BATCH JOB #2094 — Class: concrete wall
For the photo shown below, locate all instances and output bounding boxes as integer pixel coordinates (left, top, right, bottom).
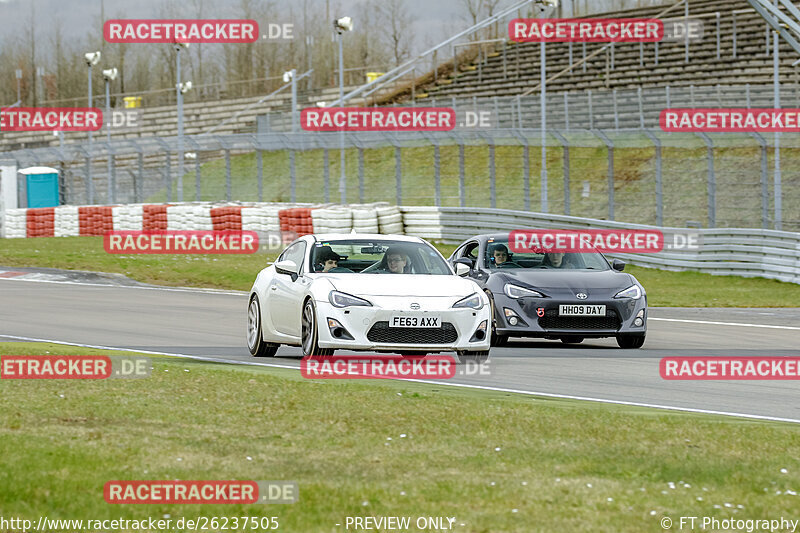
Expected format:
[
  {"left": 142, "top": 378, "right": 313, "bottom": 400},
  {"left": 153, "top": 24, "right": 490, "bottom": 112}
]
[{"left": 559, "top": 0, "right": 672, "bottom": 17}]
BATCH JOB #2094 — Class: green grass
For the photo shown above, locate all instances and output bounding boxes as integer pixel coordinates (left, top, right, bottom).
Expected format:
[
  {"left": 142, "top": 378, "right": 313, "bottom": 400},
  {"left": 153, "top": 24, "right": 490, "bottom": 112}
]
[
  {"left": 2, "top": 236, "right": 800, "bottom": 306},
  {"left": 149, "top": 142, "right": 800, "bottom": 230},
  {"left": 2, "top": 342, "right": 799, "bottom": 532},
  {"left": 623, "top": 265, "right": 800, "bottom": 307}
]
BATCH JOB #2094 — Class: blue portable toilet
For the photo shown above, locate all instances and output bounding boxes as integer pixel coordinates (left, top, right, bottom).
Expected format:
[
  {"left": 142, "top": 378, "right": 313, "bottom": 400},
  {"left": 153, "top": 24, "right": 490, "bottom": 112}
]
[{"left": 18, "top": 166, "right": 60, "bottom": 208}]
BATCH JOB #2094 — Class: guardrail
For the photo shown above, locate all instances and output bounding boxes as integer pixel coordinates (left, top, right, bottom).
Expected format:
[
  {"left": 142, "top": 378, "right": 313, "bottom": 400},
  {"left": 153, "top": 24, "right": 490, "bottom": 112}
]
[
  {"left": 4, "top": 201, "right": 798, "bottom": 284},
  {"left": 400, "top": 206, "right": 800, "bottom": 284}
]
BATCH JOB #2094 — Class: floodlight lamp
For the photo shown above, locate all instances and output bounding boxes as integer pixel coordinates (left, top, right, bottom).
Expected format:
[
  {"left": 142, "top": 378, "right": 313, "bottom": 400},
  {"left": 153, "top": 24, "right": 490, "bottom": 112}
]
[
  {"left": 542, "top": 0, "right": 559, "bottom": 6},
  {"left": 174, "top": 42, "right": 190, "bottom": 50},
  {"left": 316, "top": 101, "right": 327, "bottom": 107},
  {"left": 334, "top": 16, "right": 353, "bottom": 33},
  {"left": 180, "top": 81, "right": 193, "bottom": 94},
  {"left": 84, "top": 51, "right": 101, "bottom": 66},
  {"left": 102, "top": 68, "right": 118, "bottom": 81},
  {"left": 283, "top": 70, "right": 294, "bottom": 83}
]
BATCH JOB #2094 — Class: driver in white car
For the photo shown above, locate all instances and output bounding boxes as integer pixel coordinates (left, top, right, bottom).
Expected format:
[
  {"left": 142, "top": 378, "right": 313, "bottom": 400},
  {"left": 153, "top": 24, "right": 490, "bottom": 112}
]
[{"left": 315, "top": 246, "right": 341, "bottom": 272}]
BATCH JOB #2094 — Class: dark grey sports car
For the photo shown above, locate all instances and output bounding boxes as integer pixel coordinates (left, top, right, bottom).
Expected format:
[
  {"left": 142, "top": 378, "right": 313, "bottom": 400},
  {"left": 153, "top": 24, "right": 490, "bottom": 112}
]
[{"left": 448, "top": 233, "right": 647, "bottom": 349}]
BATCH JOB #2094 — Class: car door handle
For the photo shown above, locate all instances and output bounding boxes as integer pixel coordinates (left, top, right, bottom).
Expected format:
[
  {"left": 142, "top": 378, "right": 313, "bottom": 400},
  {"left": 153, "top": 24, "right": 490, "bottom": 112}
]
[{"left": 270, "top": 285, "right": 277, "bottom": 291}]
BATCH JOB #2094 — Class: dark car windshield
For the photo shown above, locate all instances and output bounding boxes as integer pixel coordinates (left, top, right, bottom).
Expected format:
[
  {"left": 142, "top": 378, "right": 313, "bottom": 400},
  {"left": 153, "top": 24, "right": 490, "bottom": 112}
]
[
  {"left": 485, "top": 239, "right": 611, "bottom": 271},
  {"left": 310, "top": 239, "right": 451, "bottom": 275}
]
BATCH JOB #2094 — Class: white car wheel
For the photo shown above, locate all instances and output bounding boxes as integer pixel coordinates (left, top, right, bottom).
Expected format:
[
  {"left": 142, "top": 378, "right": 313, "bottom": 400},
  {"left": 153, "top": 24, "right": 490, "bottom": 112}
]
[
  {"left": 247, "top": 295, "right": 279, "bottom": 357},
  {"left": 301, "top": 299, "right": 334, "bottom": 357}
]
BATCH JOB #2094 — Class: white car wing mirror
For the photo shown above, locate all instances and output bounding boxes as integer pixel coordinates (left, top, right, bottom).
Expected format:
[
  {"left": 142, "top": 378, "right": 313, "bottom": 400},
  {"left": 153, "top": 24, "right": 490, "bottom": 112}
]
[{"left": 275, "top": 259, "right": 299, "bottom": 281}]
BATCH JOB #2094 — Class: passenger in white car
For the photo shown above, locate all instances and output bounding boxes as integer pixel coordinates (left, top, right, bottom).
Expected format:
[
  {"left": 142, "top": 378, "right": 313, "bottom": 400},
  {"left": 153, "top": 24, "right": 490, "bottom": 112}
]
[{"left": 377, "top": 246, "right": 412, "bottom": 273}]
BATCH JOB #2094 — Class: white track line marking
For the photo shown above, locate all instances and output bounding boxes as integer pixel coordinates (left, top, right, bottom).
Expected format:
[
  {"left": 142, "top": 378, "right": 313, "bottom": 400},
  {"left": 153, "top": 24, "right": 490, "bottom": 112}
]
[
  {"left": 0, "top": 334, "right": 297, "bottom": 370},
  {"left": 2, "top": 334, "right": 798, "bottom": 425},
  {"left": 650, "top": 317, "right": 800, "bottom": 331},
  {"left": 0, "top": 277, "right": 245, "bottom": 295}
]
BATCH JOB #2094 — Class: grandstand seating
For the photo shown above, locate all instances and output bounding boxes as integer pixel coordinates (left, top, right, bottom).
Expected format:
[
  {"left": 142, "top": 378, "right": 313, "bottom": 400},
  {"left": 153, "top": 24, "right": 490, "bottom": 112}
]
[
  {"left": 412, "top": 0, "right": 799, "bottom": 101},
  {"left": 0, "top": 85, "right": 363, "bottom": 154}
]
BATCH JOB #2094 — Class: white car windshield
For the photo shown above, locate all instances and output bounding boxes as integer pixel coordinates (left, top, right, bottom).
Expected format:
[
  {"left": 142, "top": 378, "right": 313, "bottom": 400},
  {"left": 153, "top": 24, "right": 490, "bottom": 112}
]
[
  {"left": 486, "top": 239, "right": 611, "bottom": 271},
  {"left": 311, "top": 240, "right": 451, "bottom": 275}
]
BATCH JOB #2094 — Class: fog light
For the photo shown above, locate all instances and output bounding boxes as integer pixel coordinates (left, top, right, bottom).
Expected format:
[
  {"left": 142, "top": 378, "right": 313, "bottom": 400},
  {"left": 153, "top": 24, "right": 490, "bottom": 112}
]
[
  {"left": 327, "top": 318, "right": 354, "bottom": 340},
  {"left": 634, "top": 317, "right": 643, "bottom": 327},
  {"left": 503, "top": 308, "right": 526, "bottom": 327},
  {"left": 469, "top": 320, "right": 488, "bottom": 343}
]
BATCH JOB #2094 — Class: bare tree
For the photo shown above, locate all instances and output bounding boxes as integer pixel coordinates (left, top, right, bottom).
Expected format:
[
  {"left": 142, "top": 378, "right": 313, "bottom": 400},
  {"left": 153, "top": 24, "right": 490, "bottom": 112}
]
[
  {"left": 189, "top": 0, "right": 206, "bottom": 90},
  {"left": 28, "top": 1, "right": 37, "bottom": 105},
  {"left": 483, "top": 0, "right": 502, "bottom": 39},
  {"left": 377, "top": 0, "right": 415, "bottom": 67},
  {"left": 461, "top": 0, "right": 483, "bottom": 24}
]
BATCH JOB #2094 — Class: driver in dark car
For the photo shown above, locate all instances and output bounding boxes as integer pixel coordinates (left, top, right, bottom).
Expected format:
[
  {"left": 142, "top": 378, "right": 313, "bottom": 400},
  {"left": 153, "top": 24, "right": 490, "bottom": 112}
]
[
  {"left": 489, "top": 243, "right": 520, "bottom": 268},
  {"left": 542, "top": 251, "right": 578, "bottom": 269}
]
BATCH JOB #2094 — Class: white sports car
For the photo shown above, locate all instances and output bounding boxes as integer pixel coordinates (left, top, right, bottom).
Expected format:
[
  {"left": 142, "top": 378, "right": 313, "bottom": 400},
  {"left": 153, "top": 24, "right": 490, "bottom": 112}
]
[{"left": 247, "top": 234, "right": 491, "bottom": 358}]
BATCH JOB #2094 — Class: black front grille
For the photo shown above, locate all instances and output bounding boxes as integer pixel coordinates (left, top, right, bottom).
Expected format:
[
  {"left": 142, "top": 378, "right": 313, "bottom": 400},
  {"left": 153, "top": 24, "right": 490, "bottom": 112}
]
[
  {"left": 538, "top": 309, "right": 621, "bottom": 330},
  {"left": 367, "top": 321, "right": 458, "bottom": 344}
]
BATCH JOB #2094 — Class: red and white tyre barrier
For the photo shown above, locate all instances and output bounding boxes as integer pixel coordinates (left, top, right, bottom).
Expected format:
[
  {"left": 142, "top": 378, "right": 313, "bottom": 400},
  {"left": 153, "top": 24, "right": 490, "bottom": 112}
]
[{"left": 2, "top": 202, "right": 403, "bottom": 239}]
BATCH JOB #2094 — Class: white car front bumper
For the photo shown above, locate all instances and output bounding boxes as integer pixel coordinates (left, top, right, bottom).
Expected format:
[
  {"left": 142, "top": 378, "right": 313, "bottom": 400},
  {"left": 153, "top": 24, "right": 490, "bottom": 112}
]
[{"left": 314, "top": 295, "right": 491, "bottom": 352}]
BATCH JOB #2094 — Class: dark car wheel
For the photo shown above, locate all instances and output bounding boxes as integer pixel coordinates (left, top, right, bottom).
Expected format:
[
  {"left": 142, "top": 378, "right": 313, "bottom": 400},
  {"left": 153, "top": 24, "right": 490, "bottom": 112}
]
[
  {"left": 301, "top": 299, "right": 334, "bottom": 357},
  {"left": 617, "top": 334, "right": 646, "bottom": 349},
  {"left": 484, "top": 290, "right": 508, "bottom": 347},
  {"left": 560, "top": 336, "right": 584, "bottom": 344},
  {"left": 247, "top": 295, "right": 279, "bottom": 357}
]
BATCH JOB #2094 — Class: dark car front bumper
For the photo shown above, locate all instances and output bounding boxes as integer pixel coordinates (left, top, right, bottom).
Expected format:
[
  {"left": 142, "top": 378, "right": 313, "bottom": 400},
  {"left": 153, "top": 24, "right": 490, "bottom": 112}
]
[{"left": 493, "top": 293, "right": 647, "bottom": 339}]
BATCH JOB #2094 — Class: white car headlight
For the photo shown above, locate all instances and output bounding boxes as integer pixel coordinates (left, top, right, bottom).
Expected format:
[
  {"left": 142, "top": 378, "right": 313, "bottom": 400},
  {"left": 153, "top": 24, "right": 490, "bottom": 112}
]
[
  {"left": 452, "top": 292, "right": 483, "bottom": 310},
  {"left": 614, "top": 285, "right": 642, "bottom": 300},
  {"left": 504, "top": 284, "right": 544, "bottom": 299},
  {"left": 329, "top": 290, "right": 372, "bottom": 308}
]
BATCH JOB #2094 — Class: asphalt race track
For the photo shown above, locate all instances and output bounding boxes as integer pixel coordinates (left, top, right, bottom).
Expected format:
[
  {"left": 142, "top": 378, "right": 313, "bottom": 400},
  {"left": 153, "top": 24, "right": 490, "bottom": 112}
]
[{"left": 2, "top": 274, "right": 799, "bottom": 423}]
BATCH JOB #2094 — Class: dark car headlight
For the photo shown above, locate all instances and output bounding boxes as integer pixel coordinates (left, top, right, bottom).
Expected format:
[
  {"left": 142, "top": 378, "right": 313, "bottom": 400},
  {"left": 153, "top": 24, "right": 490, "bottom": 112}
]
[
  {"left": 504, "top": 283, "right": 544, "bottom": 299},
  {"left": 614, "top": 285, "right": 642, "bottom": 300},
  {"left": 329, "top": 290, "right": 372, "bottom": 308},
  {"left": 452, "top": 292, "right": 483, "bottom": 310}
]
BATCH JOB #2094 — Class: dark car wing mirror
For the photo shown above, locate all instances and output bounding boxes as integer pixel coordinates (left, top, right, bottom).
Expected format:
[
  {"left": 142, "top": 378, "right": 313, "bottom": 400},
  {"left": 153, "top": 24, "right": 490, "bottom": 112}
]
[{"left": 612, "top": 259, "right": 626, "bottom": 272}]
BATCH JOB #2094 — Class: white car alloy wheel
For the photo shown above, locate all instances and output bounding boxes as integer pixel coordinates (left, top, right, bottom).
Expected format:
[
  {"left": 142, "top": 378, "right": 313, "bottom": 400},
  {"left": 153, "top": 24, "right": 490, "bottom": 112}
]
[
  {"left": 247, "top": 295, "right": 279, "bottom": 357},
  {"left": 301, "top": 299, "right": 333, "bottom": 357}
]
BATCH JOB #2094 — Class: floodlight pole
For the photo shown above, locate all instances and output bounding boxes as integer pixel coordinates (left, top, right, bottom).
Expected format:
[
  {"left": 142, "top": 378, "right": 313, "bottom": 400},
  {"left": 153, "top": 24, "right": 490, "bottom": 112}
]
[
  {"left": 176, "top": 46, "right": 185, "bottom": 202},
  {"left": 773, "top": 0, "right": 782, "bottom": 230},
  {"left": 540, "top": 9, "right": 548, "bottom": 213},
  {"left": 105, "top": 75, "right": 114, "bottom": 202},
  {"left": 88, "top": 63, "right": 94, "bottom": 204},
  {"left": 291, "top": 69, "right": 298, "bottom": 132},
  {"left": 338, "top": 30, "right": 346, "bottom": 204},
  {"left": 15, "top": 69, "right": 22, "bottom": 104}
]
